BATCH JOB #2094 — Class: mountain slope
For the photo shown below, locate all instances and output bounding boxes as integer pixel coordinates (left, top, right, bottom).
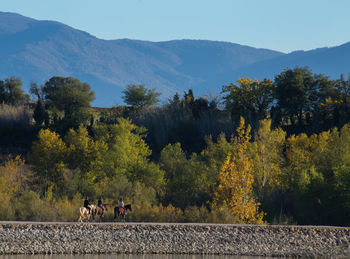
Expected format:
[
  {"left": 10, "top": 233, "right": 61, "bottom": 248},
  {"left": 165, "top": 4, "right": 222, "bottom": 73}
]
[
  {"left": 228, "top": 42, "right": 350, "bottom": 81},
  {"left": 0, "top": 12, "right": 283, "bottom": 106},
  {"left": 1, "top": 12, "right": 349, "bottom": 107}
]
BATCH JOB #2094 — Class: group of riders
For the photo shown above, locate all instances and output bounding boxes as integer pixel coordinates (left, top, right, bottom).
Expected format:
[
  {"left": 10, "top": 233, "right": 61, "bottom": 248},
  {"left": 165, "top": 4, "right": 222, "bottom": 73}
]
[{"left": 83, "top": 196, "right": 125, "bottom": 216}]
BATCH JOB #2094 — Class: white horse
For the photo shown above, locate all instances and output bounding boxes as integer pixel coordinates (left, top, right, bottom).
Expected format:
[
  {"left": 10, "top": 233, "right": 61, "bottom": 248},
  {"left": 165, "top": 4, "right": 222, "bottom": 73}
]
[{"left": 78, "top": 207, "right": 91, "bottom": 222}]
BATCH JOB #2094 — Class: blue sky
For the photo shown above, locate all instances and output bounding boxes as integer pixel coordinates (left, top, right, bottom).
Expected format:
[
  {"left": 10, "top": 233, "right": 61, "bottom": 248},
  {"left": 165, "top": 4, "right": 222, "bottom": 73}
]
[{"left": 2, "top": 0, "right": 350, "bottom": 53}]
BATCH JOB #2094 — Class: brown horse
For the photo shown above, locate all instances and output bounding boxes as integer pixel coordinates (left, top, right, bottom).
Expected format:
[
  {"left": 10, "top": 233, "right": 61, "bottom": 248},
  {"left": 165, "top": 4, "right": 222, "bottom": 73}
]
[
  {"left": 114, "top": 204, "right": 132, "bottom": 221},
  {"left": 91, "top": 204, "right": 108, "bottom": 221}
]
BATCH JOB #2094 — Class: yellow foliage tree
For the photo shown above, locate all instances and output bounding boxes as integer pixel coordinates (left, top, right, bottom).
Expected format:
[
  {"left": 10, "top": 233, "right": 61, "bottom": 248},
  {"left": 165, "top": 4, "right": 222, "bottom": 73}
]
[
  {"left": 28, "top": 129, "right": 67, "bottom": 196},
  {"left": 0, "top": 156, "right": 29, "bottom": 220},
  {"left": 250, "top": 119, "right": 286, "bottom": 198},
  {"left": 65, "top": 125, "right": 108, "bottom": 183},
  {"left": 285, "top": 131, "right": 330, "bottom": 190},
  {"left": 212, "top": 118, "right": 265, "bottom": 224}
]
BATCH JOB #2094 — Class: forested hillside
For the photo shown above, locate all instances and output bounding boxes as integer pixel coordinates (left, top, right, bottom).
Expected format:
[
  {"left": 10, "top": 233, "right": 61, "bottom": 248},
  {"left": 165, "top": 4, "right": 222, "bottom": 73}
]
[{"left": 1, "top": 67, "right": 350, "bottom": 225}]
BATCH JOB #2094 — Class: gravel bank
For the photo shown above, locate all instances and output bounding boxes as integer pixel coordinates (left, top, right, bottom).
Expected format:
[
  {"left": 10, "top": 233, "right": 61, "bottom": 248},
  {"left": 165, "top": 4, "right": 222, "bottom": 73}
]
[{"left": 0, "top": 222, "right": 349, "bottom": 257}]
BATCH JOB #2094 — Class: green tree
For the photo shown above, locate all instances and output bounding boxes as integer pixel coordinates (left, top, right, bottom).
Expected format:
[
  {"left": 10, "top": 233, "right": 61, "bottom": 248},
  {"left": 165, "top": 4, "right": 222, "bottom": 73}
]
[
  {"left": 92, "top": 118, "right": 164, "bottom": 190},
  {"left": 222, "top": 78, "right": 274, "bottom": 127},
  {"left": 33, "top": 99, "right": 48, "bottom": 126},
  {"left": 29, "top": 82, "right": 43, "bottom": 100},
  {"left": 42, "top": 76, "right": 95, "bottom": 131},
  {"left": 168, "top": 92, "right": 181, "bottom": 108},
  {"left": 0, "top": 80, "right": 5, "bottom": 103},
  {"left": 333, "top": 167, "right": 350, "bottom": 226},
  {"left": 201, "top": 133, "right": 233, "bottom": 174},
  {"left": 274, "top": 67, "right": 317, "bottom": 126},
  {"left": 200, "top": 133, "right": 235, "bottom": 197},
  {"left": 0, "top": 77, "right": 28, "bottom": 105},
  {"left": 30, "top": 82, "right": 49, "bottom": 126},
  {"left": 283, "top": 131, "right": 329, "bottom": 224},
  {"left": 122, "top": 84, "right": 160, "bottom": 108},
  {"left": 318, "top": 75, "right": 350, "bottom": 129},
  {"left": 160, "top": 143, "right": 211, "bottom": 209}
]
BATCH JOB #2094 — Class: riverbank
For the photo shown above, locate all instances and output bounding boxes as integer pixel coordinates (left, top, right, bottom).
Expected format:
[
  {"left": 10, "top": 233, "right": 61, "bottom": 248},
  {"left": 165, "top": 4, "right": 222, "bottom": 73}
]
[{"left": 0, "top": 222, "right": 349, "bottom": 257}]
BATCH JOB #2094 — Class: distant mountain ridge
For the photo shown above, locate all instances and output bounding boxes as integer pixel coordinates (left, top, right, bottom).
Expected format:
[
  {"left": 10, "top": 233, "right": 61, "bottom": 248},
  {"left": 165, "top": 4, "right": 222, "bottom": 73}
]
[
  {"left": 227, "top": 42, "right": 350, "bottom": 81},
  {"left": 0, "top": 12, "right": 349, "bottom": 106}
]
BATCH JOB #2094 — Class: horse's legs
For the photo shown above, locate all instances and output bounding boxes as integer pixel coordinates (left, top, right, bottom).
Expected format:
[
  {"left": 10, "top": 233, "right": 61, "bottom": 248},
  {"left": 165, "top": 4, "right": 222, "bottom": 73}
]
[
  {"left": 114, "top": 207, "right": 118, "bottom": 220},
  {"left": 79, "top": 208, "right": 86, "bottom": 223}
]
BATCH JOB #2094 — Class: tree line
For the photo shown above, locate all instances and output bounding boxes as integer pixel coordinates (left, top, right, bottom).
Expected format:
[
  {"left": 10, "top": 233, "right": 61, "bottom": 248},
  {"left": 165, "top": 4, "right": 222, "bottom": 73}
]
[{"left": 0, "top": 67, "right": 350, "bottom": 225}]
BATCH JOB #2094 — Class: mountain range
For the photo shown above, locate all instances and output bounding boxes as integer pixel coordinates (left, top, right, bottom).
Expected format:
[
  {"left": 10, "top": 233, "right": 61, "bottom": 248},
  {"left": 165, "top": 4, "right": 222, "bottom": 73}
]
[{"left": 1, "top": 12, "right": 349, "bottom": 107}]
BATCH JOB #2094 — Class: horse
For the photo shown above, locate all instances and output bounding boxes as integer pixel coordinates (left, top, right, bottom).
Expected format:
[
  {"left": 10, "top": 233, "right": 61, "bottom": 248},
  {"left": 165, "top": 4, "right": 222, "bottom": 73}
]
[
  {"left": 114, "top": 204, "right": 132, "bottom": 221},
  {"left": 90, "top": 204, "right": 108, "bottom": 221},
  {"left": 78, "top": 207, "right": 91, "bottom": 222}
]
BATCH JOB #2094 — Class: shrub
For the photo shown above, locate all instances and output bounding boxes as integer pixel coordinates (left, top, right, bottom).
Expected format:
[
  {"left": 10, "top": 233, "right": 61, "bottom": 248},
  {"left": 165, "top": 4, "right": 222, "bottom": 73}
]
[
  {"left": 0, "top": 103, "right": 33, "bottom": 127},
  {"left": 15, "top": 190, "right": 58, "bottom": 221},
  {"left": 128, "top": 202, "right": 183, "bottom": 222}
]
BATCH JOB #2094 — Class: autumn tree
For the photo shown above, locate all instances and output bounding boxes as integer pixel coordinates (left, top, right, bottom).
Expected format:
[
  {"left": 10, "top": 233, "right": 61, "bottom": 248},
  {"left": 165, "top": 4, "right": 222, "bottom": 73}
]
[
  {"left": 211, "top": 118, "right": 265, "bottom": 224},
  {"left": 285, "top": 133, "right": 328, "bottom": 190},
  {"left": 0, "top": 156, "right": 31, "bottom": 220},
  {"left": 64, "top": 126, "right": 108, "bottom": 197},
  {"left": 250, "top": 119, "right": 286, "bottom": 198},
  {"left": 28, "top": 129, "right": 67, "bottom": 196}
]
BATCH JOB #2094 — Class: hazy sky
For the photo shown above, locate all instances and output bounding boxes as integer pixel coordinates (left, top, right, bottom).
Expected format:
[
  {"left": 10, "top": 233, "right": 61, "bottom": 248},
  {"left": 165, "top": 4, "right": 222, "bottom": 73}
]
[{"left": 2, "top": 0, "right": 350, "bottom": 53}]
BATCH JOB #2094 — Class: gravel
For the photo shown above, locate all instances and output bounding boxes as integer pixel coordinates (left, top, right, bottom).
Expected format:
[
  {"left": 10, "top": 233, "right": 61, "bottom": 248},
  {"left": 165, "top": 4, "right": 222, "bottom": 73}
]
[{"left": 0, "top": 222, "right": 349, "bottom": 258}]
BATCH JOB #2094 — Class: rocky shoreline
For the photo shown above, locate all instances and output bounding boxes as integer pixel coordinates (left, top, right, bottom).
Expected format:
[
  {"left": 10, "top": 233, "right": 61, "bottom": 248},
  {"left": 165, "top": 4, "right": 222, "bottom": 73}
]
[{"left": 0, "top": 222, "right": 349, "bottom": 257}]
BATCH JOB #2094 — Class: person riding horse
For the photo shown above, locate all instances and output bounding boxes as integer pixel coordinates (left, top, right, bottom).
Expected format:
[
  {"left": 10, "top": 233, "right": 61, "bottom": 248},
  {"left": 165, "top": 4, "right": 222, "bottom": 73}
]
[
  {"left": 84, "top": 197, "right": 91, "bottom": 215},
  {"left": 98, "top": 196, "right": 104, "bottom": 214},
  {"left": 114, "top": 198, "right": 131, "bottom": 221},
  {"left": 118, "top": 197, "right": 125, "bottom": 214}
]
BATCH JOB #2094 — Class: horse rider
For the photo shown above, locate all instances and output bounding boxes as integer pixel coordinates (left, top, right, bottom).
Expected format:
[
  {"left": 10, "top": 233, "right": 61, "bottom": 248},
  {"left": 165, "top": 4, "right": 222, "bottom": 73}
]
[
  {"left": 118, "top": 197, "right": 125, "bottom": 214},
  {"left": 98, "top": 196, "right": 104, "bottom": 213},
  {"left": 84, "top": 196, "right": 91, "bottom": 214}
]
